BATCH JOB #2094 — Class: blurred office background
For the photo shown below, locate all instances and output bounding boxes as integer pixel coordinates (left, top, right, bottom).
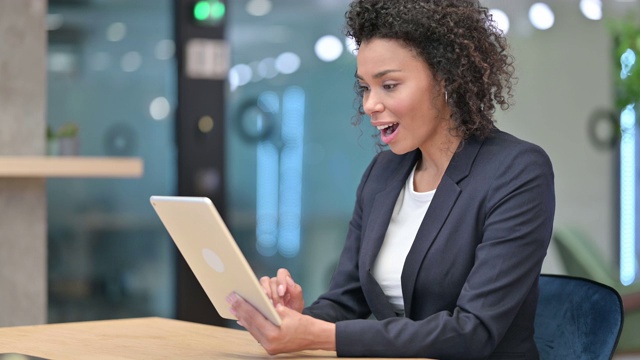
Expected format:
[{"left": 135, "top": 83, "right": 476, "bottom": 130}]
[
  {"left": 46, "top": 0, "right": 377, "bottom": 323},
  {"left": 42, "top": 0, "right": 640, "bottom": 354}
]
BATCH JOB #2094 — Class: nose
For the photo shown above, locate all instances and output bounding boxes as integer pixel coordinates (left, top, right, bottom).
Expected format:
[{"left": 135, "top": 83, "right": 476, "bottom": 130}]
[{"left": 362, "top": 91, "right": 383, "bottom": 115}]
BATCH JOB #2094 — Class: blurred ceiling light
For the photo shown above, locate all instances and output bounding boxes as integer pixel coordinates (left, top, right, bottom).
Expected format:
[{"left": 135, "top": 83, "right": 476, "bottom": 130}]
[
  {"left": 529, "top": 3, "right": 555, "bottom": 30},
  {"left": 121, "top": 51, "right": 142, "bottom": 72},
  {"left": 228, "top": 70, "right": 239, "bottom": 91},
  {"left": 47, "top": 14, "right": 64, "bottom": 31},
  {"left": 489, "top": 8, "right": 510, "bottom": 35},
  {"left": 48, "top": 52, "right": 76, "bottom": 74},
  {"left": 580, "top": 0, "right": 602, "bottom": 20},
  {"left": 315, "top": 35, "right": 343, "bottom": 62},
  {"left": 246, "top": 0, "right": 272, "bottom": 16},
  {"left": 106, "top": 22, "right": 127, "bottom": 42},
  {"left": 250, "top": 61, "right": 263, "bottom": 82},
  {"left": 155, "top": 39, "right": 175, "bottom": 60},
  {"left": 149, "top": 97, "right": 171, "bottom": 120},
  {"left": 258, "top": 57, "right": 278, "bottom": 79},
  {"left": 345, "top": 36, "right": 358, "bottom": 56},
  {"left": 229, "top": 63, "right": 252, "bottom": 91},
  {"left": 275, "top": 52, "right": 301, "bottom": 74}
]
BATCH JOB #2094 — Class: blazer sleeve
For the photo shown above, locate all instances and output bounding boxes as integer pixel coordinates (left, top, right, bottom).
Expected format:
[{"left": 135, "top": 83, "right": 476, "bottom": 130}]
[
  {"left": 332, "top": 143, "right": 555, "bottom": 358},
  {"left": 302, "top": 153, "right": 381, "bottom": 322}
]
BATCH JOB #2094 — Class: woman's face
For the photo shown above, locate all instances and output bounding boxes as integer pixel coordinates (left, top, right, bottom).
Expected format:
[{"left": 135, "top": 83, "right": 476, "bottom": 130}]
[{"left": 356, "top": 38, "right": 450, "bottom": 155}]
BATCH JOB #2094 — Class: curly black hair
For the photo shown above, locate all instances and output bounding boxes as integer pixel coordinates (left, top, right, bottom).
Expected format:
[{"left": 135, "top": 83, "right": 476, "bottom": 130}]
[{"left": 345, "top": 0, "right": 515, "bottom": 139}]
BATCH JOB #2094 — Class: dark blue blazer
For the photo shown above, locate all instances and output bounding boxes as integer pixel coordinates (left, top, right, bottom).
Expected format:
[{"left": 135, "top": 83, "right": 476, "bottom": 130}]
[{"left": 304, "top": 130, "right": 555, "bottom": 359}]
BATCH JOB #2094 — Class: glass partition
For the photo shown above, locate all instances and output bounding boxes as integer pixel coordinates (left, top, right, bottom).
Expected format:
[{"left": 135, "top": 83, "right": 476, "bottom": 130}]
[
  {"left": 47, "top": 0, "right": 176, "bottom": 322},
  {"left": 224, "top": 0, "right": 377, "bottom": 302}
]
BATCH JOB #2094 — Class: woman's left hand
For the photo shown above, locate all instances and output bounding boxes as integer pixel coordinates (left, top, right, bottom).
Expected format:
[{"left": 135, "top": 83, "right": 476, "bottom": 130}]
[{"left": 226, "top": 292, "right": 335, "bottom": 355}]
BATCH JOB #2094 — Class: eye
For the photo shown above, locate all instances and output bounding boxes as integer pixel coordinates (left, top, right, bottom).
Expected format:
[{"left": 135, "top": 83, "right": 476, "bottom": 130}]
[
  {"left": 357, "top": 83, "right": 370, "bottom": 93},
  {"left": 383, "top": 83, "right": 398, "bottom": 90}
]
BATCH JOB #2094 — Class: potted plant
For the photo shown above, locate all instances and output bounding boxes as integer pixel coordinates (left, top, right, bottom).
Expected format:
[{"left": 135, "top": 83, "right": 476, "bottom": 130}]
[
  {"left": 46, "top": 125, "right": 58, "bottom": 155},
  {"left": 58, "top": 122, "right": 79, "bottom": 156}
]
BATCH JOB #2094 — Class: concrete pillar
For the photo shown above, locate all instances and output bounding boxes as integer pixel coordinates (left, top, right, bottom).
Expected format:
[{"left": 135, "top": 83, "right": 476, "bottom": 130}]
[{"left": 0, "top": 0, "right": 47, "bottom": 326}]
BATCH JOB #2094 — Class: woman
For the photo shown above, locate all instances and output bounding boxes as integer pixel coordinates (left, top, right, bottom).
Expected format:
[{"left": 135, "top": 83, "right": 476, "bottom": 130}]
[{"left": 227, "top": 0, "right": 555, "bottom": 358}]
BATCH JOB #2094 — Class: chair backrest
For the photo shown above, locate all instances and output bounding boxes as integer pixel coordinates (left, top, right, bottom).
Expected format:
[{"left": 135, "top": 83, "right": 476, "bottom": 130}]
[
  {"left": 552, "top": 226, "right": 617, "bottom": 286},
  {"left": 534, "top": 274, "right": 623, "bottom": 360}
]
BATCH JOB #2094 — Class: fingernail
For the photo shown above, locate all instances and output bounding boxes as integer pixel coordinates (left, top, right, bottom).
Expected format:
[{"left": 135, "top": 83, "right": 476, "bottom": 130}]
[
  {"left": 226, "top": 292, "right": 238, "bottom": 304},
  {"left": 277, "top": 284, "right": 285, "bottom": 297}
]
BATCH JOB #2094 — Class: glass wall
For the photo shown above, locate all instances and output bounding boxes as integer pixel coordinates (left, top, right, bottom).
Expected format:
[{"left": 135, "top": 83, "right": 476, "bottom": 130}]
[
  {"left": 45, "top": 0, "right": 376, "bottom": 322},
  {"left": 224, "top": 0, "right": 377, "bottom": 303},
  {"left": 47, "top": 0, "right": 177, "bottom": 322}
]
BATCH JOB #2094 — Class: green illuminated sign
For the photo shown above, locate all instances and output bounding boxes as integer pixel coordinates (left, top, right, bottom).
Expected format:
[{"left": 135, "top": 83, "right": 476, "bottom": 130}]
[
  {"left": 193, "top": 1, "right": 210, "bottom": 21},
  {"left": 193, "top": 0, "right": 226, "bottom": 24}
]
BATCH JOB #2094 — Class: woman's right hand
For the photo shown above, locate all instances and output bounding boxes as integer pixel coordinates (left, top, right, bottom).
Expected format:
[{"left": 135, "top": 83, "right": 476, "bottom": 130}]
[{"left": 260, "top": 268, "right": 304, "bottom": 313}]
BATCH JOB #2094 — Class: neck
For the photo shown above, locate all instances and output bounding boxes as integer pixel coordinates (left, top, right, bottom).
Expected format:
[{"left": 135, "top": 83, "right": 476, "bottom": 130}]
[{"left": 414, "top": 128, "right": 461, "bottom": 192}]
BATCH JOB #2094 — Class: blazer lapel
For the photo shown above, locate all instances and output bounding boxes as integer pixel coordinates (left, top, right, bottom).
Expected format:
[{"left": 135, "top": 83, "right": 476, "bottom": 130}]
[
  {"left": 401, "top": 136, "right": 484, "bottom": 316},
  {"left": 360, "top": 151, "right": 419, "bottom": 272},
  {"left": 358, "top": 151, "right": 418, "bottom": 319}
]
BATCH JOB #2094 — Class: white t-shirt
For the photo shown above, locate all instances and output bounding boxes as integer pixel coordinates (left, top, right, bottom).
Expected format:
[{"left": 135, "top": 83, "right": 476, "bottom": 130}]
[{"left": 371, "top": 165, "right": 435, "bottom": 316}]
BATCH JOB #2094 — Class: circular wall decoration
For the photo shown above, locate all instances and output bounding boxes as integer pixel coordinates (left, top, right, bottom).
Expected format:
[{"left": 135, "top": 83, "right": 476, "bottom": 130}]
[
  {"left": 588, "top": 109, "right": 619, "bottom": 151},
  {"left": 234, "top": 97, "right": 278, "bottom": 143},
  {"left": 103, "top": 123, "right": 138, "bottom": 156}
]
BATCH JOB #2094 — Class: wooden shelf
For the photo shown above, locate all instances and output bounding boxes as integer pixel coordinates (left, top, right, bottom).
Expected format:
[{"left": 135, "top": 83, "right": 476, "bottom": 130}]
[{"left": 0, "top": 156, "right": 143, "bottom": 178}]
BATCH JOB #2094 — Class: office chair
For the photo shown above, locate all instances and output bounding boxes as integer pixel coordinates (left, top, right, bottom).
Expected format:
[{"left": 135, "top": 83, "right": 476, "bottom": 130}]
[
  {"left": 534, "top": 274, "right": 623, "bottom": 360},
  {"left": 552, "top": 226, "right": 640, "bottom": 353}
]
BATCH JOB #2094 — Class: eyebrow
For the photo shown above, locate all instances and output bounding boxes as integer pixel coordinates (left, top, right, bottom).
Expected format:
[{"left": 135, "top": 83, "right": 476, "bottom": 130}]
[{"left": 355, "top": 69, "right": 402, "bottom": 80}]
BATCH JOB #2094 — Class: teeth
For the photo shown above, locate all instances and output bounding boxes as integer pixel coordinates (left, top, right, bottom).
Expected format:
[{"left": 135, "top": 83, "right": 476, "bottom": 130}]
[{"left": 376, "top": 123, "right": 397, "bottom": 130}]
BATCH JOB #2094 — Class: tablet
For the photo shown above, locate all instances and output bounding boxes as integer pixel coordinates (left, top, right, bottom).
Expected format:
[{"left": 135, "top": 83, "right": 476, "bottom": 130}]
[{"left": 150, "top": 196, "right": 282, "bottom": 326}]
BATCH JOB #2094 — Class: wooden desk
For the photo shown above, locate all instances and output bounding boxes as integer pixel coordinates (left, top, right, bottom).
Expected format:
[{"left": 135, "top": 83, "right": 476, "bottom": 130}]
[{"left": 0, "top": 317, "right": 425, "bottom": 359}]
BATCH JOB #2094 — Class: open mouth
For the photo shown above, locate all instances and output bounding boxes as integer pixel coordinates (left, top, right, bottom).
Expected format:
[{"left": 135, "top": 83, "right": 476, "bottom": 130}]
[{"left": 377, "top": 123, "right": 399, "bottom": 136}]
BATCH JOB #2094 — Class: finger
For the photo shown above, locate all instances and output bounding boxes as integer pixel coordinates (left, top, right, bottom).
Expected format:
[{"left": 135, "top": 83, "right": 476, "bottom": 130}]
[
  {"left": 287, "top": 276, "right": 302, "bottom": 297},
  {"left": 261, "top": 276, "right": 282, "bottom": 306},
  {"left": 259, "top": 276, "right": 272, "bottom": 298},
  {"left": 276, "top": 268, "right": 293, "bottom": 298},
  {"left": 278, "top": 269, "right": 301, "bottom": 303},
  {"left": 287, "top": 294, "right": 304, "bottom": 313},
  {"left": 276, "top": 272, "right": 304, "bottom": 312},
  {"left": 269, "top": 277, "right": 284, "bottom": 306},
  {"left": 276, "top": 302, "right": 293, "bottom": 317},
  {"left": 276, "top": 268, "right": 291, "bottom": 292},
  {"left": 227, "top": 292, "right": 273, "bottom": 343}
]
